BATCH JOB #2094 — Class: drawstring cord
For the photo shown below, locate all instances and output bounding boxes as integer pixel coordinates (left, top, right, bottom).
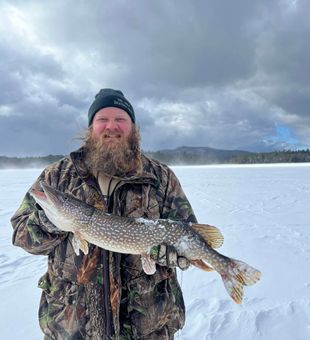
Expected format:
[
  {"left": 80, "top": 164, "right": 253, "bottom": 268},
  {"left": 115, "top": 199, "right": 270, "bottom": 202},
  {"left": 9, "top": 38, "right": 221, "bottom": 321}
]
[{"left": 178, "top": 269, "right": 183, "bottom": 340}]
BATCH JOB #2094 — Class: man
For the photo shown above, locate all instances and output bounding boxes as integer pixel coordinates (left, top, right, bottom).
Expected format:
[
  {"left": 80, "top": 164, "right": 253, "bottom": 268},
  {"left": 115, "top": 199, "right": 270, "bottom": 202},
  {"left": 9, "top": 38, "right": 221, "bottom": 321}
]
[{"left": 11, "top": 89, "right": 197, "bottom": 339}]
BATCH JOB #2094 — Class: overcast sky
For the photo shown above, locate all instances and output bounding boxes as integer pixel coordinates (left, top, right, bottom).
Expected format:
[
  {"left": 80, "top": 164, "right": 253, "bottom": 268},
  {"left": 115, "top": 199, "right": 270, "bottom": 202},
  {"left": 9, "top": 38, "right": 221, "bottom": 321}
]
[{"left": 1, "top": 0, "right": 309, "bottom": 156}]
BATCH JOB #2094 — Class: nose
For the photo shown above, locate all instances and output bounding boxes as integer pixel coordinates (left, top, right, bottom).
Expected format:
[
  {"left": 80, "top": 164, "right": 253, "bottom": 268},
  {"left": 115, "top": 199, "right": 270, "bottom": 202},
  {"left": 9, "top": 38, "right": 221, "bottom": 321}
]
[{"left": 105, "top": 119, "right": 118, "bottom": 130}]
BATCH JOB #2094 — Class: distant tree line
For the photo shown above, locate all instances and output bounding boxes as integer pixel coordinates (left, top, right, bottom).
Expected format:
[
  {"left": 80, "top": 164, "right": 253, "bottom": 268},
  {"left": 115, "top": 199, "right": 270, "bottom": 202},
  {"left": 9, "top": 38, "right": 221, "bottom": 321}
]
[
  {"left": 146, "top": 148, "right": 310, "bottom": 165},
  {"left": 1, "top": 149, "right": 310, "bottom": 168},
  {"left": 230, "top": 149, "right": 310, "bottom": 164}
]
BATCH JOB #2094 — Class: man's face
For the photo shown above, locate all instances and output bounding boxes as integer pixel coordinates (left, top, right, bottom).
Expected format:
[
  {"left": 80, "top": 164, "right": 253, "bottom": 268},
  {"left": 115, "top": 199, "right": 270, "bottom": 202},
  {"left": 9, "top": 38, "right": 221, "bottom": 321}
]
[
  {"left": 91, "top": 107, "right": 133, "bottom": 143},
  {"left": 84, "top": 108, "right": 141, "bottom": 176}
]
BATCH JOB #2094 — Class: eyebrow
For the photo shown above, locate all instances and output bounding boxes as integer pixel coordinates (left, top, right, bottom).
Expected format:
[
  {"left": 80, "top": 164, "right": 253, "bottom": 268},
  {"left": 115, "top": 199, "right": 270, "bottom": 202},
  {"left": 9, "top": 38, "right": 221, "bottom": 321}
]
[{"left": 96, "top": 113, "right": 128, "bottom": 119}]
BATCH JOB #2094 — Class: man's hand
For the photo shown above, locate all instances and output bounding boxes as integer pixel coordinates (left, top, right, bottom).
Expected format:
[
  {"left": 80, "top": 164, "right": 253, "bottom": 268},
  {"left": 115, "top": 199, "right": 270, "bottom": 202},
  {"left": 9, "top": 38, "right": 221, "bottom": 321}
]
[
  {"left": 150, "top": 244, "right": 190, "bottom": 271},
  {"left": 38, "top": 209, "right": 65, "bottom": 234}
]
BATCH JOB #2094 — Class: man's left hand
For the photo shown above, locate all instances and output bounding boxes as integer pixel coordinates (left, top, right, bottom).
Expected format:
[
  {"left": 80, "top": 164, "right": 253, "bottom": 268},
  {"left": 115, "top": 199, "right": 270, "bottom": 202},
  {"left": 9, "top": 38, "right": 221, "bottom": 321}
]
[{"left": 150, "top": 245, "right": 190, "bottom": 270}]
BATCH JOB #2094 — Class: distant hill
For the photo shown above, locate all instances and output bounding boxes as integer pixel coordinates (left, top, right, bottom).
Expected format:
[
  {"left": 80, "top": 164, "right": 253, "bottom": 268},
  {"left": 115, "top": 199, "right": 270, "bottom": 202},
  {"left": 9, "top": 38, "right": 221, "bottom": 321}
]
[{"left": 1, "top": 147, "right": 310, "bottom": 168}]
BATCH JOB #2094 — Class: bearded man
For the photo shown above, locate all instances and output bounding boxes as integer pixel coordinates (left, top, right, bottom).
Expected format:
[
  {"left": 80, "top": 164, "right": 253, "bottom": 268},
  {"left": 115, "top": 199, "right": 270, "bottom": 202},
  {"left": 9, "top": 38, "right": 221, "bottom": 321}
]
[{"left": 11, "top": 89, "right": 197, "bottom": 340}]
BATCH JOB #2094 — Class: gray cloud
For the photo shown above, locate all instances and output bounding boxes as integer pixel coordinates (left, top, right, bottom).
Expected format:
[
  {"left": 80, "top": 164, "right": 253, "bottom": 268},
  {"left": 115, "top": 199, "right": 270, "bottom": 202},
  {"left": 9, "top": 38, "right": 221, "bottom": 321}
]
[{"left": 0, "top": 0, "right": 309, "bottom": 156}]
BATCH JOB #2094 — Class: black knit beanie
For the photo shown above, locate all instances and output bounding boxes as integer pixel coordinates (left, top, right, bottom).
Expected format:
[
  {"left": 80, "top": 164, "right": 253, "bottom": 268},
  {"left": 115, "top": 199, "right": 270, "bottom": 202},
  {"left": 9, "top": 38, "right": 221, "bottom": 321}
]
[{"left": 88, "top": 88, "right": 135, "bottom": 126}]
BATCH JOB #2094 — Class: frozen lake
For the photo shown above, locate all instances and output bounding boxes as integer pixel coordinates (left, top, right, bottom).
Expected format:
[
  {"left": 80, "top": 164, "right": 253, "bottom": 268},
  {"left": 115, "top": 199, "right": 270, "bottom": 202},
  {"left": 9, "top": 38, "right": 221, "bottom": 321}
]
[{"left": 1, "top": 164, "right": 310, "bottom": 339}]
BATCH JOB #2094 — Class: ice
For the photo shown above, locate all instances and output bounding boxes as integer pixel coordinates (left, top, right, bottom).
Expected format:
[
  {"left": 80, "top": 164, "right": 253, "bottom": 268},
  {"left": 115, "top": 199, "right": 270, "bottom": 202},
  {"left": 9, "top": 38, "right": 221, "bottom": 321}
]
[{"left": 1, "top": 164, "right": 310, "bottom": 339}]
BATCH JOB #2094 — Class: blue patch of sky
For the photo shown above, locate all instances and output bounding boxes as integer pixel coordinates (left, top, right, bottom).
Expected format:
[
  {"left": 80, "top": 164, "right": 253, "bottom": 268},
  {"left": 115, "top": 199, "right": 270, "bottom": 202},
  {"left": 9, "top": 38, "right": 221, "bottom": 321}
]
[
  {"left": 276, "top": 126, "right": 298, "bottom": 143},
  {"left": 270, "top": 125, "right": 306, "bottom": 150}
]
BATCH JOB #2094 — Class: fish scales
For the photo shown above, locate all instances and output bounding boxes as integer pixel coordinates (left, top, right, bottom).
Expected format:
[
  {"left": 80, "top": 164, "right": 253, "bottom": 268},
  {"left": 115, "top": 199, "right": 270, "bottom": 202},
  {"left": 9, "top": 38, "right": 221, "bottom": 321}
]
[
  {"left": 85, "top": 212, "right": 185, "bottom": 254},
  {"left": 30, "top": 181, "right": 262, "bottom": 304}
]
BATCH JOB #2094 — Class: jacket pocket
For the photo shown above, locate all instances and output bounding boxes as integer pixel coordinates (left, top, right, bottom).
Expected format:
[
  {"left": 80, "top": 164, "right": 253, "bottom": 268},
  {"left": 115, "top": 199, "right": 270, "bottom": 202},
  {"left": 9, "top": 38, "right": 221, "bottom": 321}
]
[
  {"left": 122, "top": 184, "right": 161, "bottom": 219},
  {"left": 38, "top": 272, "right": 87, "bottom": 340},
  {"left": 126, "top": 267, "right": 185, "bottom": 338}
]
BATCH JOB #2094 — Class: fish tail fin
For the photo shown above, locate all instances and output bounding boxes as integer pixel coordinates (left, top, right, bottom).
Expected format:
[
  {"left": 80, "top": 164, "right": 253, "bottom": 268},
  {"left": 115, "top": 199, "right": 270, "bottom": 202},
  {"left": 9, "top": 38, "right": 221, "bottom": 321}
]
[{"left": 221, "top": 259, "right": 261, "bottom": 304}]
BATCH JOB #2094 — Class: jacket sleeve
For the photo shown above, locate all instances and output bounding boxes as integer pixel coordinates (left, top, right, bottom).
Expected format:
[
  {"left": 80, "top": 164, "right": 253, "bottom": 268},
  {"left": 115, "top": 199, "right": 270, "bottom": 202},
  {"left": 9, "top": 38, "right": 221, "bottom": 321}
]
[
  {"left": 11, "top": 169, "right": 68, "bottom": 255},
  {"left": 161, "top": 167, "right": 198, "bottom": 224}
]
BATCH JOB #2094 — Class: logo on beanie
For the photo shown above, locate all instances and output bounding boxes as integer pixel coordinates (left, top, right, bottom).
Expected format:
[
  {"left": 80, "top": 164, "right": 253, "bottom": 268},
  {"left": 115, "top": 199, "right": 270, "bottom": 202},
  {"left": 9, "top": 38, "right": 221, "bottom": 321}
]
[{"left": 113, "top": 98, "right": 133, "bottom": 114}]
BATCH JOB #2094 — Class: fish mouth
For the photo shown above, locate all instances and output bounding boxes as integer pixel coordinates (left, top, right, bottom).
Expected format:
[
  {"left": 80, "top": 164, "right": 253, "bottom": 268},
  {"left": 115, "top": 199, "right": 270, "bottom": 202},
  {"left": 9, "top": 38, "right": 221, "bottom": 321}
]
[
  {"left": 30, "top": 187, "right": 48, "bottom": 207},
  {"left": 30, "top": 181, "right": 64, "bottom": 210},
  {"left": 39, "top": 181, "right": 64, "bottom": 207}
]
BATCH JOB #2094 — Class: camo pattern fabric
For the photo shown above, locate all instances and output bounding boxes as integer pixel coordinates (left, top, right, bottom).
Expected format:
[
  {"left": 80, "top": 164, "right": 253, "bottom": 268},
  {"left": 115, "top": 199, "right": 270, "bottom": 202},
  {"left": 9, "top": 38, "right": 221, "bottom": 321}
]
[{"left": 11, "top": 147, "right": 197, "bottom": 340}]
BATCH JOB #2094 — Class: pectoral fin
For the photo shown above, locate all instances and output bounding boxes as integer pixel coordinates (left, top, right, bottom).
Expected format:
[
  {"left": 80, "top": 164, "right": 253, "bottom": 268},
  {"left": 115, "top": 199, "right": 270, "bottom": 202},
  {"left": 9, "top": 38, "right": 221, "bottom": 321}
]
[
  {"left": 72, "top": 232, "right": 89, "bottom": 256},
  {"left": 141, "top": 253, "right": 156, "bottom": 275}
]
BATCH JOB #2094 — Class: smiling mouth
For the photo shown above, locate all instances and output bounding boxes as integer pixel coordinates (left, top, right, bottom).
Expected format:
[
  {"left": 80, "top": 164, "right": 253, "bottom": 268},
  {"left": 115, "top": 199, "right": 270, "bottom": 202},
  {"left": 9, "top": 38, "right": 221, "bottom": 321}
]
[{"left": 103, "top": 134, "right": 122, "bottom": 139}]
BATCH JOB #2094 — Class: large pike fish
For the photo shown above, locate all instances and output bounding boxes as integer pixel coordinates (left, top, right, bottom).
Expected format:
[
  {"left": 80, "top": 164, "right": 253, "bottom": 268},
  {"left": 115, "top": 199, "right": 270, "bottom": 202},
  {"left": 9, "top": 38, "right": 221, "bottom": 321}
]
[{"left": 30, "top": 181, "right": 261, "bottom": 304}]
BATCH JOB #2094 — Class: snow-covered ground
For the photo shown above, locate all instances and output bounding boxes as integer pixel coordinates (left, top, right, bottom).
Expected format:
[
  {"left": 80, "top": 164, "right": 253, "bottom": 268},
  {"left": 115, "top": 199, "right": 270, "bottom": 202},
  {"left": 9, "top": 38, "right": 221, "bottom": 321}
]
[{"left": 1, "top": 164, "right": 310, "bottom": 340}]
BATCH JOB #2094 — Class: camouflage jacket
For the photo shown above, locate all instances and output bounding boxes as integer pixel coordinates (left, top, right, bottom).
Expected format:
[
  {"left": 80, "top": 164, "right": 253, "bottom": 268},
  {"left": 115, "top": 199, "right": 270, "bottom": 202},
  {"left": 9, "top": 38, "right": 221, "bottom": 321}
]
[{"left": 11, "top": 148, "right": 197, "bottom": 340}]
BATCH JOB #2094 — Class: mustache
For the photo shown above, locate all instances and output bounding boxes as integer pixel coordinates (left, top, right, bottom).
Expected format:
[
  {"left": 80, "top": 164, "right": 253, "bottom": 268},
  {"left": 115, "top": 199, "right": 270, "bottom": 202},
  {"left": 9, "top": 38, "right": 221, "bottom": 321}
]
[{"left": 99, "top": 130, "right": 123, "bottom": 138}]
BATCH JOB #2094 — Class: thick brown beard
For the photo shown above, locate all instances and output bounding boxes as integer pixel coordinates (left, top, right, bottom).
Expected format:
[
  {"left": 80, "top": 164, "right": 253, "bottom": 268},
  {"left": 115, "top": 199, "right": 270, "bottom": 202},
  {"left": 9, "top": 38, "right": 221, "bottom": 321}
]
[{"left": 83, "top": 125, "right": 143, "bottom": 177}]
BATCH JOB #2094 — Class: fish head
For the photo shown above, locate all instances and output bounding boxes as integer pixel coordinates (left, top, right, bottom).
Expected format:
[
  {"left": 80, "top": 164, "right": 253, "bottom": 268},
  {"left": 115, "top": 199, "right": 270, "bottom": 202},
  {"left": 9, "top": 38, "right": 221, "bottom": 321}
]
[{"left": 30, "top": 181, "right": 94, "bottom": 232}]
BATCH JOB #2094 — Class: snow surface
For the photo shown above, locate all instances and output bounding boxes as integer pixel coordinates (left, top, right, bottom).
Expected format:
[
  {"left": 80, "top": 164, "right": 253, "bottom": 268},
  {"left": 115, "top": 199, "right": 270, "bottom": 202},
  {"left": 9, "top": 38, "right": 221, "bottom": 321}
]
[{"left": 1, "top": 164, "right": 310, "bottom": 340}]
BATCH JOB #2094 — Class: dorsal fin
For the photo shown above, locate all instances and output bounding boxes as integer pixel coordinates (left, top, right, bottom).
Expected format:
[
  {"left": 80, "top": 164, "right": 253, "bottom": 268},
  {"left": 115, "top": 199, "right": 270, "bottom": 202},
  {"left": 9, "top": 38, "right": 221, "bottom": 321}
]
[{"left": 191, "top": 224, "right": 224, "bottom": 248}]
